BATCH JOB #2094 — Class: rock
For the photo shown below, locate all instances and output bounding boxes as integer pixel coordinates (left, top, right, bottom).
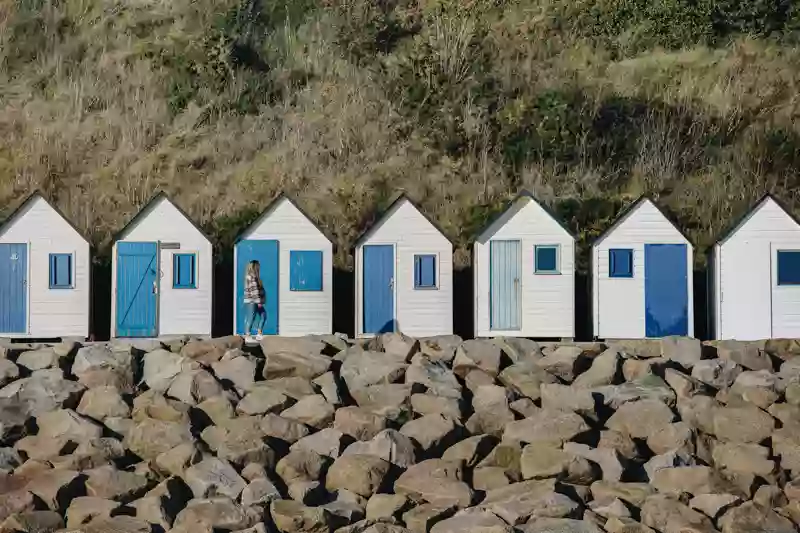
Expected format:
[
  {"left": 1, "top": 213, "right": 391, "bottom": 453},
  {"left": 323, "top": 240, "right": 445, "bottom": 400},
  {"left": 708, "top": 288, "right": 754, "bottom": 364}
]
[
  {"left": 85, "top": 465, "right": 149, "bottom": 501},
  {"left": 536, "top": 346, "right": 588, "bottom": 382},
  {"left": 211, "top": 354, "right": 257, "bottom": 393},
  {"left": 711, "top": 404, "right": 775, "bottom": 443},
  {"left": 650, "top": 466, "right": 723, "bottom": 497},
  {"left": 343, "top": 429, "right": 416, "bottom": 468},
  {"left": 493, "top": 338, "right": 542, "bottom": 365},
  {"left": 622, "top": 358, "right": 665, "bottom": 381},
  {"left": 65, "top": 496, "right": 120, "bottom": 528},
  {"left": 335, "top": 407, "right": 388, "bottom": 441},
  {"left": 261, "top": 414, "right": 311, "bottom": 444},
  {"left": 689, "top": 493, "right": 741, "bottom": 520},
  {"left": 664, "top": 369, "right": 708, "bottom": 400},
  {"left": 498, "top": 363, "right": 557, "bottom": 401},
  {"left": 366, "top": 494, "right": 409, "bottom": 521},
  {"left": 691, "top": 359, "right": 742, "bottom": 389},
  {"left": 73, "top": 344, "right": 136, "bottom": 392},
  {"left": 401, "top": 414, "right": 460, "bottom": 454},
  {"left": 287, "top": 480, "right": 323, "bottom": 504},
  {"left": 236, "top": 386, "right": 291, "bottom": 416},
  {"left": 598, "top": 430, "right": 638, "bottom": 461},
  {"left": 77, "top": 385, "right": 130, "bottom": 420},
  {"left": 314, "top": 371, "right": 343, "bottom": 406},
  {"left": 402, "top": 504, "right": 455, "bottom": 533},
  {"left": 183, "top": 457, "right": 246, "bottom": 499},
  {"left": 503, "top": 409, "right": 589, "bottom": 446},
  {"left": 640, "top": 494, "right": 717, "bottom": 533},
  {"left": 590, "top": 481, "right": 655, "bottom": 507},
  {"left": 522, "top": 519, "right": 605, "bottom": 533},
  {"left": 753, "top": 485, "right": 787, "bottom": 508},
  {"left": 142, "top": 349, "right": 193, "bottom": 393},
  {"left": 716, "top": 341, "right": 772, "bottom": 371},
  {"left": 36, "top": 408, "right": 103, "bottom": 442},
  {"left": 463, "top": 368, "right": 496, "bottom": 391},
  {"left": 419, "top": 336, "right": 462, "bottom": 364},
  {"left": 271, "top": 499, "right": 334, "bottom": 533},
  {"left": 540, "top": 384, "right": 596, "bottom": 417},
  {"left": 573, "top": 349, "right": 620, "bottom": 388},
  {"left": 606, "top": 400, "right": 675, "bottom": 440},
  {"left": 0, "top": 510, "right": 63, "bottom": 532},
  {"left": 479, "top": 480, "right": 580, "bottom": 525},
  {"left": 326, "top": 455, "right": 391, "bottom": 497},
  {"left": 350, "top": 384, "right": 412, "bottom": 422},
  {"left": 340, "top": 351, "right": 407, "bottom": 392},
  {"left": 0, "top": 368, "right": 84, "bottom": 417},
  {"left": 729, "top": 370, "right": 780, "bottom": 408},
  {"left": 292, "top": 428, "right": 350, "bottom": 458},
  {"left": 155, "top": 443, "right": 201, "bottom": 477},
  {"left": 711, "top": 442, "right": 774, "bottom": 477},
  {"left": 0, "top": 491, "right": 35, "bottom": 523},
  {"left": 563, "top": 442, "right": 622, "bottom": 482},
  {"left": 589, "top": 497, "right": 630, "bottom": 519},
  {"left": 24, "top": 468, "right": 80, "bottom": 509},
  {"left": 718, "top": 501, "right": 795, "bottom": 533},
  {"left": 183, "top": 336, "right": 243, "bottom": 364},
  {"left": 521, "top": 444, "right": 594, "bottom": 482},
  {"left": 322, "top": 489, "right": 367, "bottom": 523},
  {"left": 281, "top": 394, "right": 336, "bottom": 429},
  {"left": 374, "top": 332, "right": 418, "bottom": 361},
  {"left": 509, "top": 398, "right": 538, "bottom": 418},
  {"left": 453, "top": 340, "right": 502, "bottom": 378},
  {"left": 647, "top": 422, "right": 695, "bottom": 456},
  {"left": 16, "top": 348, "right": 59, "bottom": 371},
  {"left": 410, "top": 394, "right": 462, "bottom": 419},
  {"left": 394, "top": 459, "right": 473, "bottom": 508},
  {"left": 167, "top": 369, "right": 225, "bottom": 406},
  {"left": 201, "top": 416, "right": 275, "bottom": 466},
  {"left": 131, "top": 390, "right": 189, "bottom": 423},
  {"left": 644, "top": 450, "right": 695, "bottom": 481},
  {"left": 0, "top": 448, "right": 21, "bottom": 474},
  {"left": 264, "top": 350, "right": 332, "bottom": 381},
  {"left": 477, "top": 442, "right": 523, "bottom": 481},
  {"left": 430, "top": 508, "right": 513, "bottom": 533},
  {"left": 173, "top": 497, "right": 260, "bottom": 530},
  {"left": 406, "top": 358, "right": 462, "bottom": 399},
  {"left": 0, "top": 360, "right": 19, "bottom": 388},
  {"left": 261, "top": 337, "right": 327, "bottom": 357},
  {"left": 276, "top": 449, "right": 330, "bottom": 485},
  {"left": 594, "top": 375, "right": 676, "bottom": 408},
  {"left": 241, "top": 477, "right": 281, "bottom": 507},
  {"left": 196, "top": 395, "right": 235, "bottom": 425},
  {"left": 77, "top": 515, "right": 153, "bottom": 533},
  {"left": 266, "top": 377, "right": 317, "bottom": 399},
  {"left": 661, "top": 337, "right": 702, "bottom": 368},
  {"left": 125, "top": 417, "right": 193, "bottom": 460},
  {"left": 442, "top": 435, "right": 496, "bottom": 468}
]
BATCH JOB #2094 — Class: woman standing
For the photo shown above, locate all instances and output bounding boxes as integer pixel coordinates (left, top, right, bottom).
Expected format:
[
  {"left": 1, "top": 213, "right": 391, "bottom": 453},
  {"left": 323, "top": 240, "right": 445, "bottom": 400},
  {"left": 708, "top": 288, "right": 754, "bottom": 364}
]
[{"left": 243, "top": 260, "right": 266, "bottom": 340}]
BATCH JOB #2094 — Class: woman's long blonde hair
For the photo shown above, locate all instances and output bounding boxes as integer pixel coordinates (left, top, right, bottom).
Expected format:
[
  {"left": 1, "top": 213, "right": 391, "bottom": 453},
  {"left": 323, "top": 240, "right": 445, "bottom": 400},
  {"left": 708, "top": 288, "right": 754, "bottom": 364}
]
[{"left": 246, "top": 260, "right": 261, "bottom": 283}]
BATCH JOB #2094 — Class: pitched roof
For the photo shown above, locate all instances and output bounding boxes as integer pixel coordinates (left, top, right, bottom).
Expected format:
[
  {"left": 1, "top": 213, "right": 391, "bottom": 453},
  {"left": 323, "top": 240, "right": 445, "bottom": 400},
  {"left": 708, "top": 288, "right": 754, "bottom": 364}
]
[
  {"left": 235, "top": 193, "right": 335, "bottom": 245},
  {"left": 113, "top": 191, "right": 211, "bottom": 243},
  {"left": 0, "top": 190, "right": 90, "bottom": 243},
  {"left": 475, "top": 190, "right": 576, "bottom": 241},
  {"left": 592, "top": 194, "right": 692, "bottom": 246},
  {"left": 354, "top": 192, "right": 454, "bottom": 246},
  {"left": 713, "top": 192, "right": 800, "bottom": 246}
]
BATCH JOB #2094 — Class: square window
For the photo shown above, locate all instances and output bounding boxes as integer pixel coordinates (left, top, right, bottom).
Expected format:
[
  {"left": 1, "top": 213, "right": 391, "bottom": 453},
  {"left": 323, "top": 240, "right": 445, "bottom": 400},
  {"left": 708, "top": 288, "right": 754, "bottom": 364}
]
[
  {"left": 49, "top": 254, "right": 73, "bottom": 289},
  {"left": 778, "top": 250, "right": 800, "bottom": 285},
  {"left": 173, "top": 253, "right": 197, "bottom": 289},
  {"left": 534, "top": 245, "right": 559, "bottom": 274},
  {"left": 290, "top": 250, "right": 323, "bottom": 291},
  {"left": 609, "top": 248, "right": 634, "bottom": 278},
  {"left": 414, "top": 254, "right": 437, "bottom": 289}
]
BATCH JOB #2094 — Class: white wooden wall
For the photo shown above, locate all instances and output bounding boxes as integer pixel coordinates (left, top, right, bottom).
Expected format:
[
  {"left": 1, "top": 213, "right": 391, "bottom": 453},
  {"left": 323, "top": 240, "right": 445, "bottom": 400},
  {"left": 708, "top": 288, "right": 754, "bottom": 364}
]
[
  {"left": 355, "top": 199, "right": 452, "bottom": 337},
  {"left": 592, "top": 200, "right": 693, "bottom": 339},
  {"left": 112, "top": 196, "right": 212, "bottom": 337},
  {"left": 236, "top": 198, "right": 333, "bottom": 336},
  {"left": 716, "top": 198, "right": 800, "bottom": 340},
  {"left": 0, "top": 197, "right": 90, "bottom": 338},
  {"left": 474, "top": 198, "right": 575, "bottom": 338}
]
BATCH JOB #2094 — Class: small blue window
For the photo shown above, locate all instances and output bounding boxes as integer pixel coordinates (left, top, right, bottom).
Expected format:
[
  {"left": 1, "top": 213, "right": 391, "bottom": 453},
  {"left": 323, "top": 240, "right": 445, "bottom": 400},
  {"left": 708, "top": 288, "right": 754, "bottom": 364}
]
[
  {"left": 414, "top": 254, "right": 437, "bottom": 289},
  {"left": 778, "top": 250, "right": 800, "bottom": 285},
  {"left": 290, "top": 251, "right": 323, "bottom": 291},
  {"left": 173, "top": 253, "right": 197, "bottom": 289},
  {"left": 609, "top": 248, "right": 634, "bottom": 278},
  {"left": 534, "top": 245, "right": 559, "bottom": 274},
  {"left": 49, "top": 254, "right": 73, "bottom": 289}
]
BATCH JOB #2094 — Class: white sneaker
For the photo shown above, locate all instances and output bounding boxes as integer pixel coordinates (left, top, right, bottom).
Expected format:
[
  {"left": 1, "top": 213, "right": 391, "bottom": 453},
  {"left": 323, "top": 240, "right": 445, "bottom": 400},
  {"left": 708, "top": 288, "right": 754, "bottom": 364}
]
[
  {"left": 255, "top": 334, "right": 264, "bottom": 341},
  {"left": 243, "top": 335, "right": 255, "bottom": 344}
]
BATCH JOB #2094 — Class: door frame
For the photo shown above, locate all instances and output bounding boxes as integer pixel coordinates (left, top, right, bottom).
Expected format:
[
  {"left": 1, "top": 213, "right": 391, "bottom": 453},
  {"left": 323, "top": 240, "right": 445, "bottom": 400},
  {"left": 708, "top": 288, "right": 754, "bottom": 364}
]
[
  {"left": 0, "top": 242, "right": 30, "bottom": 336},
  {"left": 358, "top": 243, "right": 397, "bottom": 337},
  {"left": 114, "top": 240, "right": 160, "bottom": 338},
  {"left": 233, "top": 239, "right": 280, "bottom": 336},
  {"left": 644, "top": 242, "right": 689, "bottom": 338},
  {"left": 488, "top": 239, "right": 522, "bottom": 332}
]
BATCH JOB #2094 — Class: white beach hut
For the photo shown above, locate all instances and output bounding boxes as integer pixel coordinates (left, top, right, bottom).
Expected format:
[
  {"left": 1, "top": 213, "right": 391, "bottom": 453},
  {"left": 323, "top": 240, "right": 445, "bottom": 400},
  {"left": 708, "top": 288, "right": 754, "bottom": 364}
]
[
  {"left": 354, "top": 194, "right": 453, "bottom": 337},
  {"left": 710, "top": 193, "right": 800, "bottom": 340},
  {"left": 233, "top": 194, "right": 334, "bottom": 337},
  {"left": 0, "top": 191, "right": 91, "bottom": 339},
  {"left": 473, "top": 191, "right": 575, "bottom": 339},
  {"left": 592, "top": 196, "right": 694, "bottom": 340},
  {"left": 111, "top": 192, "right": 212, "bottom": 338}
]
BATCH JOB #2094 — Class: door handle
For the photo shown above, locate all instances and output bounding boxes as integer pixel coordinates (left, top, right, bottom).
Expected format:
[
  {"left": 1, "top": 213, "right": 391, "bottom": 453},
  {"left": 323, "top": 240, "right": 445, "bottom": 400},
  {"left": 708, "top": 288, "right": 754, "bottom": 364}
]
[
  {"left": 389, "top": 278, "right": 394, "bottom": 289},
  {"left": 152, "top": 281, "right": 158, "bottom": 294}
]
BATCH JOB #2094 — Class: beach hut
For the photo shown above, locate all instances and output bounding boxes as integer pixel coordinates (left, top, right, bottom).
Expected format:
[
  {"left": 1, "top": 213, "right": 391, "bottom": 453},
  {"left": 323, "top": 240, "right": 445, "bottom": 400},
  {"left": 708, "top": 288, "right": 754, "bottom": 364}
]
[
  {"left": 233, "top": 194, "right": 334, "bottom": 336},
  {"left": 710, "top": 194, "right": 800, "bottom": 340},
  {"left": 355, "top": 194, "right": 453, "bottom": 337},
  {"left": 111, "top": 192, "right": 212, "bottom": 338},
  {"left": 0, "top": 191, "right": 90, "bottom": 339},
  {"left": 592, "top": 196, "right": 694, "bottom": 340},
  {"left": 473, "top": 191, "right": 575, "bottom": 339}
]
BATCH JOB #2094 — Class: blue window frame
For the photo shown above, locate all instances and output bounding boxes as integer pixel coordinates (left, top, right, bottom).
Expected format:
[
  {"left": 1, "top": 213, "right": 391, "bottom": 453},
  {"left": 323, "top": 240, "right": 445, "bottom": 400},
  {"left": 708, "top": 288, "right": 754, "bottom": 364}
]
[
  {"left": 534, "top": 245, "right": 559, "bottom": 274},
  {"left": 49, "top": 253, "right": 73, "bottom": 289},
  {"left": 414, "top": 254, "right": 437, "bottom": 289},
  {"left": 609, "top": 248, "right": 634, "bottom": 278},
  {"left": 173, "top": 253, "right": 197, "bottom": 289},
  {"left": 777, "top": 250, "right": 800, "bottom": 285},
  {"left": 290, "top": 250, "right": 323, "bottom": 291}
]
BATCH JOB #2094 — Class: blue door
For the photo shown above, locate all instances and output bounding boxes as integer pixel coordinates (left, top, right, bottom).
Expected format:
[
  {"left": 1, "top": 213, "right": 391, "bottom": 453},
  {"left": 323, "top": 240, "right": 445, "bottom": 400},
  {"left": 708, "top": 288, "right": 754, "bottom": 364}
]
[
  {"left": 490, "top": 240, "right": 521, "bottom": 330},
  {"left": 363, "top": 245, "right": 394, "bottom": 334},
  {"left": 116, "top": 242, "right": 158, "bottom": 337},
  {"left": 236, "top": 240, "right": 279, "bottom": 335},
  {"left": 645, "top": 243, "right": 689, "bottom": 337},
  {"left": 0, "top": 244, "right": 27, "bottom": 334}
]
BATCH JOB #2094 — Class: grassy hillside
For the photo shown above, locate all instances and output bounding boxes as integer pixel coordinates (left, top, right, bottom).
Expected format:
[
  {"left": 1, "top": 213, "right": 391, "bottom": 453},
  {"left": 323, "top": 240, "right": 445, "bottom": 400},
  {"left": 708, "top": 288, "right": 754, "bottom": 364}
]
[{"left": 1, "top": 0, "right": 799, "bottom": 268}]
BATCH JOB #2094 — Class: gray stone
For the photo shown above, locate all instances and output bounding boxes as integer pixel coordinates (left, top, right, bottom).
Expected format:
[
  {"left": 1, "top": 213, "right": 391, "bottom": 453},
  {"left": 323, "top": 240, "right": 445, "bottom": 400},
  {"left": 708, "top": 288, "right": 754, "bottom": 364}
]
[
  {"left": 261, "top": 413, "right": 311, "bottom": 444},
  {"left": 276, "top": 449, "right": 330, "bottom": 485},
  {"left": 0, "top": 360, "right": 19, "bottom": 388},
  {"left": 606, "top": 399, "right": 675, "bottom": 440},
  {"left": 271, "top": 499, "right": 334, "bottom": 533},
  {"left": 237, "top": 386, "right": 291, "bottom": 416},
  {"left": 202, "top": 416, "right": 275, "bottom": 466},
  {"left": 173, "top": 497, "right": 260, "bottom": 530},
  {"left": 85, "top": 465, "right": 149, "bottom": 501},
  {"left": 717, "top": 341, "right": 772, "bottom": 371},
  {"left": 479, "top": 480, "right": 580, "bottom": 525},
  {"left": 493, "top": 337, "right": 542, "bottom": 365},
  {"left": 260, "top": 336, "right": 327, "bottom": 357},
  {"left": 73, "top": 344, "right": 136, "bottom": 392},
  {"left": 406, "top": 358, "right": 462, "bottom": 399},
  {"left": 419, "top": 336, "right": 462, "bottom": 364},
  {"left": 77, "top": 385, "right": 130, "bottom": 420},
  {"left": 341, "top": 351, "right": 407, "bottom": 392},
  {"left": 264, "top": 350, "right": 332, "bottom": 381},
  {"left": 394, "top": 459, "right": 473, "bottom": 508},
  {"left": 563, "top": 442, "right": 623, "bottom": 481},
  {"left": 326, "top": 455, "right": 391, "bottom": 497},
  {"left": 453, "top": 340, "right": 502, "bottom": 378},
  {"left": 647, "top": 422, "right": 695, "bottom": 456},
  {"left": 650, "top": 466, "right": 723, "bottom": 497},
  {"left": 402, "top": 504, "right": 455, "bottom": 533},
  {"left": 504, "top": 409, "right": 589, "bottom": 446},
  {"left": 292, "top": 428, "right": 349, "bottom": 458},
  {"left": 350, "top": 384, "right": 412, "bottom": 422},
  {"left": 519, "top": 519, "right": 603, "bottom": 533},
  {"left": 124, "top": 417, "right": 194, "bottom": 460},
  {"left": 711, "top": 442, "right": 774, "bottom": 477},
  {"left": 366, "top": 494, "right": 409, "bottom": 521},
  {"left": 664, "top": 369, "right": 708, "bottom": 399},
  {"left": 36, "top": 408, "right": 103, "bottom": 442},
  {"left": 154, "top": 442, "right": 201, "bottom": 477},
  {"left": 211, "top": 354, "right": 257, "bottom": 393},
  {"left": 264, "top": 376, "right": 317, "bottom": 399},
  {"left": 167, "top": 368, "right": 226, "bottom": 406},
  {"left": 644, "top": 449, "right": 696, "bottom": 481},
  {"left": 66, "top": 496, "right": 120, "bottom": 528},
  {"left": 718, "top": 501, "right": 795, "bottom": 533},
  {"left": 594, "top": 375, "right": 676, "bottom": 408},
  {"left": 430, "top": 508, "right": 513, "bottom": 533},
  {"left": 0, "top": 368, "right": 84, "bottom": 417},
  {"left": 141, "top": 349, "right": 193, "bottom": 393},
  {"left": 661, "top": 336, "right": 702, "bottom": 368},
  {"left": 711, "top": 404, "right": 775, "bottom": 443},
  {"left": 442, "top": 435, "right": 496, "bottom": 468},
  {"left": 572, "top": 349, "right": 620, "bottom": 389},
  {"left": 640, "top": 494, "right": 717, "bottom": 533},
  {"left": 590, "top": 481, "right": 655, "bottom": 507},
  {"left": 241, "top": 477, "right": 281, "bottom": 507},
  {"left": 314, "top": 371, "right": 343, "bottom": 406},
  {"left": 729, "top": 370, "right": 780, "bottom": 408},
  {"left": 343, "top": 429, "right": 416, "bottom": 468},
  {"left": 335, "top": 407, "right": 388, "bottom": 441},
  {"left": 411, "top": 394, "right": 462, "bottom": 419},
  {"left": 536, "top": 346, "right": 586, "bottom": 382},
  {"left": 373, "top": 332, "right": 418, "bottom": 361},
  {"left": 183, "top": 456, "right": 246, "bottom": 499},
  {"left": 691, "top": 358, "right": 742, "bottom": 389},
  {"left": 540, "top": 384, "right": 596, "bottom": 417},
  {"left": 16, "top": 348, "right": 59, "bottom": 371},
  {"left": 0, "top": 510, "right": 64, "bottom": 532},
  {"left": 689, "top": 493, "right": 741, "bottom": 520},
  {"left": 498, "top": 363, "right": 557, "bottom": 401},
  {"left": 281, "top": 394, "right": 336, "bottom": 429}
]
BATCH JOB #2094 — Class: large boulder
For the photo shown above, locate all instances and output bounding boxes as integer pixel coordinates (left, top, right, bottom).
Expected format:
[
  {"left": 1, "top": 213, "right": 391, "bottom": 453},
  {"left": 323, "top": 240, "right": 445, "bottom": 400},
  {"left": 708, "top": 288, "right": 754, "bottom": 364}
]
[
  {"left": 276, "top": 449, "right": 330, "bottom": 485},
  {"left": 334, "top": 407, "right": 388, "bottom": 441},
  {"left": 400, "top": 414, "right": 461, "bottom": 454},
  {"left": 453, "top": 340, "right": 502, "bottom": 378},
  {"left": 606, "top": 400, "right": 675, "bottom": 440},
  {"left": 572, "top": 349, "right": 620, "bottom": 389},
  {"left": 430, "top": 508, "right": 513, "bottom": 533},
  {"left": 16, "top": 348, "right": 60, "bottom": 371},
  {"left": 691, "top": 359, "right": 742, "bottom": 389},
  {"left": 503, "top": 409, "right": 589, "bottom": 446},
  {"left": 711, "top": 404, "right": 775, "bottom": 443},
  {"left": 77, "top": 385, "right": 130, "bottom": 420},
  {"left": 343, "top": 429, "right": 416, "bottom": 468},
  {"left": 167, "top": 369, "right": 226, "bottom": 406},
  {"left": 72, "top": 344, "right": 136, "bottom": 392},
  {"left": 183, "top": 457, "right": 246, "bottom": 499},
  {"left": 124, "top": 418, "right": 194, "bottom": 460},
  {"left": 281, "top": 395, "right": 336, "bottom": 429},
  {"left": 142, "top": 349, "right": 194, "bottom": 393},
  {"left": 661, "top": 337, "right": 702, "bottom": 369},
  {"left": 261, "top": 414, "right": 311, "bottom": 444},
  {"left": 406, "top": 358, "right": 462, "bottom": 399},
  {"left": 535, "top": 346, "right": 588, "bottom": 382},
  {"left": 237, "top": 386, "right": 291, "bottom": 416},
  {"left": 181, "top": 336, "right": 243, "bottom": 364},
  {"left": 498, "top": 363, "right": 557, "bottom": 401},
  {"left": 716, "top": 341, "right": 772, "bottom": 371},
  {"left": 0, "top": 368, "right": 84, "bottom": 417},
  {"left": 173, "top": 497, "right": 261, "bottom": 531},
  {"left": 263, "top": 350, "right": 332, "bottom": 380},
  {"left": 340, "top": 351, "right": 408, "bottom": 392},
  {"left": 718, "top": 501, "right": 795, "bottom": 533},
  {"left": 201, "top": 416, "right": 276, "bottom": 466},
  {"left": 479, "top": 480, "right": 580, "bottom": 525},
  {"left": 211, "top": 353, "right": 257, "bottom": 393},
  {"left": 85, "top": 465, "right": 149, "bottom": 501},
  {"left": 271, "top": 499, "right": 334, "bottom": 533},
  {"left": 326, "top": 455, "right": 391, "bottom": 497},
  {"left": 394, "top": 459, "right": 474, "bottom": 508},
  {"left": 640, "top": 494, "right": 717, "bottom": 533}
]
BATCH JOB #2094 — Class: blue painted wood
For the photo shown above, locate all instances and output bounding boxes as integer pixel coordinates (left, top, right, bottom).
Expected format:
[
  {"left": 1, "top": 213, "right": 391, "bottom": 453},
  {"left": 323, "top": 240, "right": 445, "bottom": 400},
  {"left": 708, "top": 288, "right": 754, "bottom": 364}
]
[
  {"left": 0, "top": 244, "right": 27, "bottom": 334},
  {"left": 236, "top": 240, "right": 279, "bottom": 335},
  {"left": 414, "top": 254, "right": 436, "bottom": 288},
  {"left": 363, "top": 245, "right": 394, "bottom": 334},
  {"left": 609, "top": 248, "right": 633, "bottom": 278},
  {"left": 645, "top": 243, "right": 689, "bottom": 337},
  {"left": 777, "top": 250, "right": 800, "bottom": 285},
  {"left": 116, "top": 242, "right": 158, "bottom": 337},
  {"left": 173, "top": 253, "right": 196, "bottom": 288},
  {"left": 290, "top": 250, "right": 323, "bottom": 291},
  {"left": 490, "top": 240, "right": 521, "bottom": 330},
  {"left": 49, "top": 253, "right": 73, "bottom": 288}
]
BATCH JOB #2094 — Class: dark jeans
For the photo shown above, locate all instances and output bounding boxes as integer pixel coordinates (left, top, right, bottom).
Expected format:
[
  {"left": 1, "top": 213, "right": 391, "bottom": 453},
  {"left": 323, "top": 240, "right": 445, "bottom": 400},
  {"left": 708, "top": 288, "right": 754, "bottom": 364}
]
[{"left": 244, "top": 302, "right": 266, "bottom": 334}]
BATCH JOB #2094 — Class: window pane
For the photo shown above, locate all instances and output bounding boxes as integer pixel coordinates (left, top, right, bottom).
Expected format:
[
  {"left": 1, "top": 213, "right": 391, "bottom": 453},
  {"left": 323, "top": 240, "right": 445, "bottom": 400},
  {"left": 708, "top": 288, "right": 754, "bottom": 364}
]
[
  {"left": 610, "top": 249, "right": 633, "bottom": 278},
  {"left": 414, "top": 254, "right": 437, "bottom": 288},
  {"left": 290, "top": 251, "right": 323, "bottom": 291},
  {"left": 535, "top": 246, "right": 558, "bottom": 273},
  {"left": 173, "top": 254, "right": 196, "bottom": 288},
  {"left": 778, "top": 251, "right": 800, "bottom": 285},
  {"left": 49, "top": 254, "right": 72, "bottom": 288}
]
